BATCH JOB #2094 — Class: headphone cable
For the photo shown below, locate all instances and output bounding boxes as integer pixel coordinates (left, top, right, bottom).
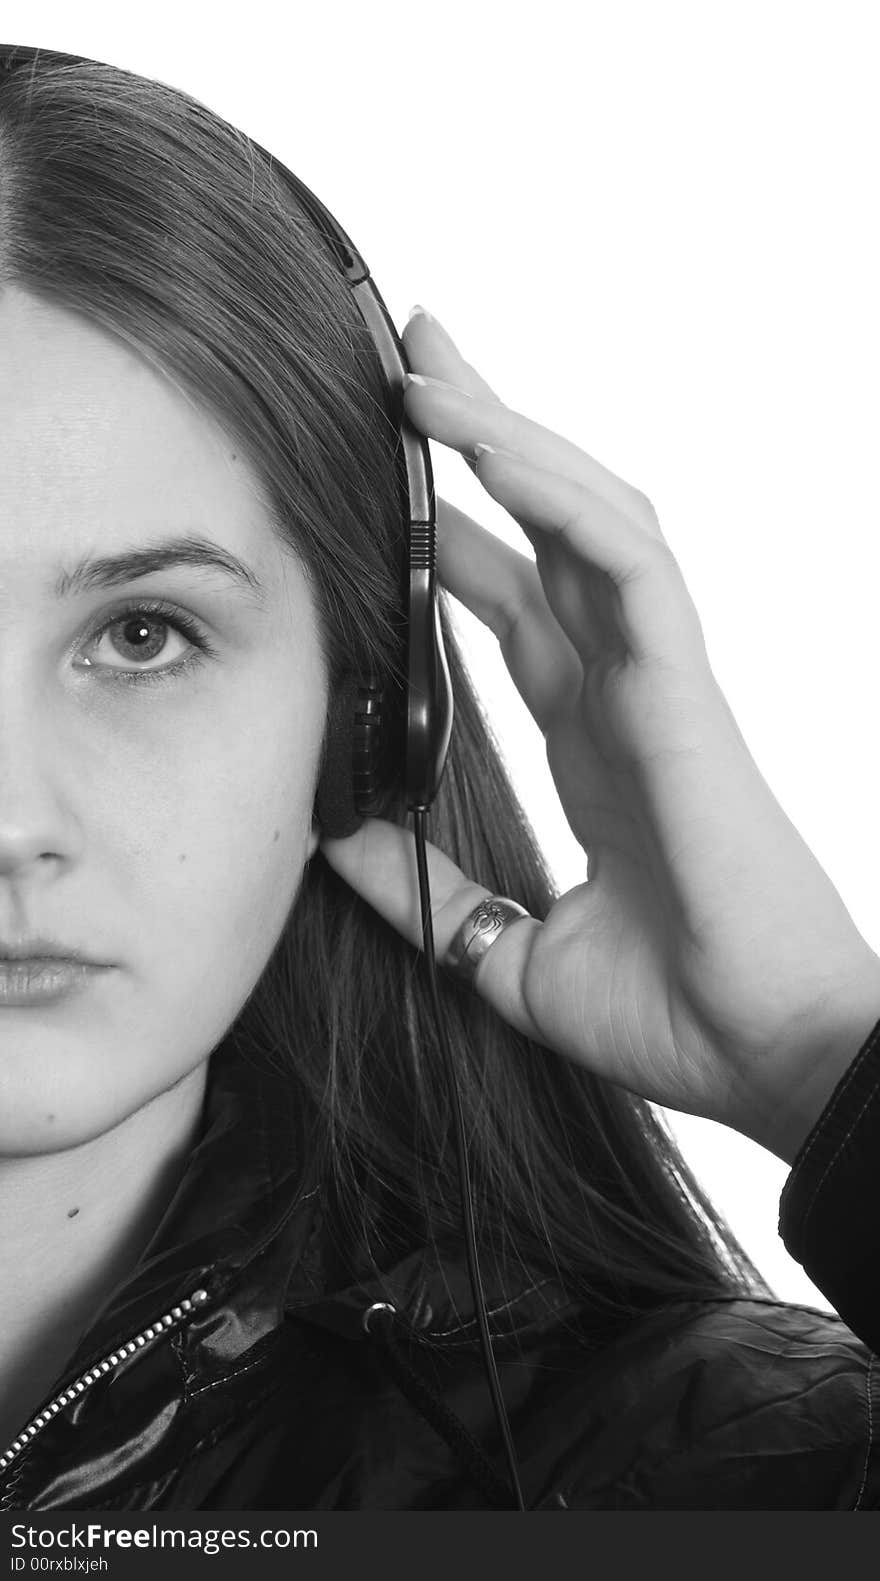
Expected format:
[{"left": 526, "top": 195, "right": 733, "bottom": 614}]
[{"left": 411, "top": 805, "right": 527, "bottom": 1512}]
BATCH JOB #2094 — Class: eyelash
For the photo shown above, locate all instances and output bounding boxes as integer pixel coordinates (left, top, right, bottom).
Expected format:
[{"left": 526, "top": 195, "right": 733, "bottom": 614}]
[{"left": 80, "top": 598, "right": 218, "bottom": 688}]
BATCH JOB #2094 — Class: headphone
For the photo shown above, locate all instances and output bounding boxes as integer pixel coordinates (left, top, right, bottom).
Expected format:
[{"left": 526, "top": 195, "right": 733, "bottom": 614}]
[
  {"left": 295, "top": 191, "right": 453, "bottom": 842},
  {"left": 0, "top": 42, "right": 528, "bottom": 1511}
]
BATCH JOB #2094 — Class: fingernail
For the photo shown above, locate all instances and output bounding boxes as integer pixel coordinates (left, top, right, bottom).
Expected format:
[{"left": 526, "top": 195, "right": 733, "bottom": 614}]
[
  {"left": 407, "top": 304, "right": 436, "bottom": 323},
  {"left": 402, "top": 373, "right": 472, "bottom": 397}
]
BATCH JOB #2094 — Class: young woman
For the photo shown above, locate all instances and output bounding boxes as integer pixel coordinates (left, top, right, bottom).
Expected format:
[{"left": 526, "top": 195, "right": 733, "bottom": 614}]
[{"left": 1, "top": 43, "right": 879, "bottom": 1512}]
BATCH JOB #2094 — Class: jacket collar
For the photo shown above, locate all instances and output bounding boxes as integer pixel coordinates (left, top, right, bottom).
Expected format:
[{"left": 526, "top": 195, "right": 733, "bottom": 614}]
[{"left": 64, "top": 1025, "right": 576, "bottom": 1383}]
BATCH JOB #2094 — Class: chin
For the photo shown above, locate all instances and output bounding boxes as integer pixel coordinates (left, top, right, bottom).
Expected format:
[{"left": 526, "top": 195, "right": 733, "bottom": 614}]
[{"left": 0, "top": 1050, "right": 205, "bottom": 1159}]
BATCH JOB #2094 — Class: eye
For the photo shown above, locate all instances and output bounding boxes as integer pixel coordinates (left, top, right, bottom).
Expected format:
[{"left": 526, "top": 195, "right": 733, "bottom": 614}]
[{"left": 75, "top": 599, "right": 217, "bottom": 686}]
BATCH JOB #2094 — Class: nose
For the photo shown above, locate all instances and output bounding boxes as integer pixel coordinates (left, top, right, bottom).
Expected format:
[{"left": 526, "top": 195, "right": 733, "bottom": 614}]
[{"left": 0, "top": 684, "right": 82, "bottom": 876}]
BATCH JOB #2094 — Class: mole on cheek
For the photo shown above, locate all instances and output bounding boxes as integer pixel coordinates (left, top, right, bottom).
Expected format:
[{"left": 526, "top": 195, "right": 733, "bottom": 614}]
[{"left": 67, "top": 1207, "right": 80, "bottom": 1219}]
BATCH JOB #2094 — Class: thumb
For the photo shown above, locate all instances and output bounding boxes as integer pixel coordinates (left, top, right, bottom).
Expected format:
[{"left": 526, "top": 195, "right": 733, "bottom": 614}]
[{"left": 318, "top": 817, "right": 542, "bottom": 1040}]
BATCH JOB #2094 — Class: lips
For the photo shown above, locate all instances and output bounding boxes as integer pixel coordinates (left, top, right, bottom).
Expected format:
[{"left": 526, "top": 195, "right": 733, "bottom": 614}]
[
  {"left": 0, "top": 940, "right": 105, "bottom": 965},
  {"left": 0, "top": 954, "right": 81, "bottom": 963},
  {"left": 0, "top": 959, "right": 88, "bottom": 978},
  {"left": 0, "top": 958, "right": 108, "bottom": 1005},
  {"left": 0, "top": 957, "right": 86, "bottom": 970}
]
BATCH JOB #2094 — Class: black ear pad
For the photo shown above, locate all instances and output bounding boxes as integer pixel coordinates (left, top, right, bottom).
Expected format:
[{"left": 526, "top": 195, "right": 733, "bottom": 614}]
[
  {"left": 314, "top": 668, "right": 405, "bottom": 839},
  {"left": 313, "top": 671, "right": 367, "bottom": 840}
]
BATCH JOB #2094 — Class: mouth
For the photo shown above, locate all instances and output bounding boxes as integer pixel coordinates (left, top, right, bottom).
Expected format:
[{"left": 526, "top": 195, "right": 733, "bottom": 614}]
[{"left": 0, "top": 959, "right": 111, "bottom": 1006}]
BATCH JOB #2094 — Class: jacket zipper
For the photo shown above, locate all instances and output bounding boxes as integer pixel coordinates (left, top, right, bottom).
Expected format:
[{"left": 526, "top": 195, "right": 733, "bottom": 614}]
[{"left": 0, "top": 1285, "right": 210, "bottom": 1495}]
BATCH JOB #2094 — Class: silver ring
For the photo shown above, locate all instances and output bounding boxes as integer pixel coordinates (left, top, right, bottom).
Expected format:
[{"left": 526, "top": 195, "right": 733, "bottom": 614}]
[{"left": 444, "top": 894, "right": 533, "bottom": 990}]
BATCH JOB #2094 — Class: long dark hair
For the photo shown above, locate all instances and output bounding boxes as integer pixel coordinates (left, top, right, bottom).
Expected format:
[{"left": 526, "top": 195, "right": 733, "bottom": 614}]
[{"left": 0, "top": 45, "right": 775, "bottom": 1338}]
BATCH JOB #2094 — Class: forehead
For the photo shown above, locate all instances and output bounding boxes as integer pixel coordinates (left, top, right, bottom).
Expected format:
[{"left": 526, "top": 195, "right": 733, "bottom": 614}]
[{"left": 0, "top": 287, "right": 282, "bottom": 586}]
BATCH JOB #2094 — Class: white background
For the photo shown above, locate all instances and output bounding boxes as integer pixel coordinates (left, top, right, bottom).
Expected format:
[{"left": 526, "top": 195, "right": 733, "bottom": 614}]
[{"left": 8, "top": 0, "right": 880, "bottom": 1314}]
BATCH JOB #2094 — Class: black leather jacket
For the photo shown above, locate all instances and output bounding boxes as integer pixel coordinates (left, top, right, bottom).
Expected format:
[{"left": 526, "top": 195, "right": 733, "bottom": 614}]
[{"left": 3, "top": 1016, "right": 880, "bottom": 1512}]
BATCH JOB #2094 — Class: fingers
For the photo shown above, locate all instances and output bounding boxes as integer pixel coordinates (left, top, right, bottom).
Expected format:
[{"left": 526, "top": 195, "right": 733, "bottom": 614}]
[
  {"left": 403, "top": 305, "right": 503, "bottom": 407},
  {"left": 318, "top": 816, "right": 544, "bottom": 1042},
  {"left": 402, "top": 307, "right": 706, "bottom": 677},
  {"left": 472, "top": 446, "right": 707, "bottom": 672},
  {"left": 402, "top": 310, "right": 663, "bottom": 541},
  {"left": 435, "top": 495, "right": 583, "bottom": 732}
]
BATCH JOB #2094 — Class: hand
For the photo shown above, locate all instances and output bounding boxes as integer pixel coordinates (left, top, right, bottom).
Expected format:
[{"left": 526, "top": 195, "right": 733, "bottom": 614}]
[{"left": 319, "top": 306, "right": 880, "bottom": 1164}]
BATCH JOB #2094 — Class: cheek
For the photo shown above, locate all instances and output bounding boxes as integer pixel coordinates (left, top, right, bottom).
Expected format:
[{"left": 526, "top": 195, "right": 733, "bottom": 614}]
[{"left": 134, "top": 703, "right": 319, "bottom": 950}]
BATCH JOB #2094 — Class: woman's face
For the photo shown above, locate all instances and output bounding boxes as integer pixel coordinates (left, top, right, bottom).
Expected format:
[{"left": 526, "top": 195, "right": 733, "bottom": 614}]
[{"left": 0, "top": 287, "right": 328, "bottom": 1155}]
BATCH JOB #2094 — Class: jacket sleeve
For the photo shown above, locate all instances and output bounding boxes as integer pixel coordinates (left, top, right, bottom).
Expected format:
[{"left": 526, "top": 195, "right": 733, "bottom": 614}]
[{"left": 778, "top": 1013, "right": 880, "bottom": 1354}]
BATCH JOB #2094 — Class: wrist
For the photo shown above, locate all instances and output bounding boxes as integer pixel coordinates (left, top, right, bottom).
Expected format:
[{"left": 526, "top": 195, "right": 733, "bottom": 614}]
[{"left": 740, "top": 957, "right": 880, "bottom": 1166}]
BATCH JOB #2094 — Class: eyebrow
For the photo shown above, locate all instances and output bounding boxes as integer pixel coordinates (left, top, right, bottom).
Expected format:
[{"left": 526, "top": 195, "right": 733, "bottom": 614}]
[{"left": 53, "top": 535, "right": 267, "bottom": 609}]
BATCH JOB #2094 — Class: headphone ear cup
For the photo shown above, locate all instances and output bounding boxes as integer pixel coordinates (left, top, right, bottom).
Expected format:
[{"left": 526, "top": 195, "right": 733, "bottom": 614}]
[
  {"left": 314, "top": 670, "right": 393, "bottom": 839},
  {"left": 314, "top": 672, "right": 365, "bottom": 839}
]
